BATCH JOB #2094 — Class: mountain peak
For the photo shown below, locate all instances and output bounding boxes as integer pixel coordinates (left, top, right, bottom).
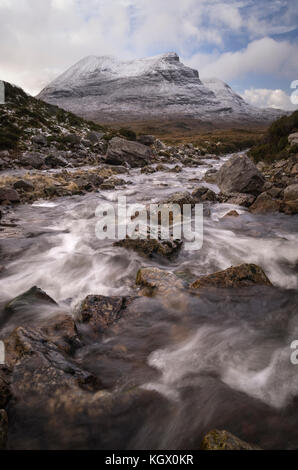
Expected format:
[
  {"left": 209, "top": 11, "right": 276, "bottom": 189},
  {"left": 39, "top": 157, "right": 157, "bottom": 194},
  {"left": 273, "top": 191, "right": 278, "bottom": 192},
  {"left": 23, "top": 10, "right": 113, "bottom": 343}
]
[{"left": 38, "top": 53, "right": 285, "bottom": 124}]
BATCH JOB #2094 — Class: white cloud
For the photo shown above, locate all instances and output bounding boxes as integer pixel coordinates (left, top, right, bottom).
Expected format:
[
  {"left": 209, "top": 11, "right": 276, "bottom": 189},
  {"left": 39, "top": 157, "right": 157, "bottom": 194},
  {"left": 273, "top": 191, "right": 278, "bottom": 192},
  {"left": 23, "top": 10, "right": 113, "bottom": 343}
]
[
  {"left": 0, "top": 0, "right": 297, "bottom": 95},
  {"left": 242, "top": 88, "right": 298, "bottom": 110},
  {"left": 186, "top": 37, "right": 298, "bottom": 81}
]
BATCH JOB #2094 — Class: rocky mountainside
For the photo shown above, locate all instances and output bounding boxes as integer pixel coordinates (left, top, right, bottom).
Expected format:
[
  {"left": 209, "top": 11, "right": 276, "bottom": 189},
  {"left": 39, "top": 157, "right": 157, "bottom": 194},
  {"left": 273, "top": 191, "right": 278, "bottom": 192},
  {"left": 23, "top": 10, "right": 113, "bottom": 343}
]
[{"left": 38, "top": 52, "right": 284, "bottom": 124}]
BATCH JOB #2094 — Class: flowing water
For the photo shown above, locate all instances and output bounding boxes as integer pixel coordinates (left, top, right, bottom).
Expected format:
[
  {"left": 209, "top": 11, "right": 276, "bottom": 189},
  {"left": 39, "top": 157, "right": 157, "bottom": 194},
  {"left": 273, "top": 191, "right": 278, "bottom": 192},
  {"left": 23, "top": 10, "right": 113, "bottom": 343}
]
[{"left": 1, "top": 154, "right": 298, "bottom": 449}]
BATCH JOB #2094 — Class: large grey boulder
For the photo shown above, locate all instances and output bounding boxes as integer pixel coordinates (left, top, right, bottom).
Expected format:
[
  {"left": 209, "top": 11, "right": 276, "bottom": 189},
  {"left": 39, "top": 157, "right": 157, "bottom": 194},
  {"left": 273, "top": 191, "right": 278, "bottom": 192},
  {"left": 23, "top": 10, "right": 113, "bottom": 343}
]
[
  {"left": 288, "top": 133, "right": 298, "bottom": 146},
  {"left": 21, "top": 152, "right": 44, "bottom": 169},
  {"left": 217, "top": 154, "right": 265, "bottom": 195},
  {"left": 284, "top": 183, "right": 298, "bottom": 201},
  {"left": 106, "top": 137, "right": 152, "bottom": 167}
]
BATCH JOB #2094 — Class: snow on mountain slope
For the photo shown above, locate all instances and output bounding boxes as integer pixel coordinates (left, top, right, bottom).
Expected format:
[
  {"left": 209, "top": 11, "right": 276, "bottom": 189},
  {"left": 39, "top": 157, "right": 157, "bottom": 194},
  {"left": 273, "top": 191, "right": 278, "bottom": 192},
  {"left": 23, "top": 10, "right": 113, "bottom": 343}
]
[{"left": 38, "top": 53, "right": 285, "bottom": 124}]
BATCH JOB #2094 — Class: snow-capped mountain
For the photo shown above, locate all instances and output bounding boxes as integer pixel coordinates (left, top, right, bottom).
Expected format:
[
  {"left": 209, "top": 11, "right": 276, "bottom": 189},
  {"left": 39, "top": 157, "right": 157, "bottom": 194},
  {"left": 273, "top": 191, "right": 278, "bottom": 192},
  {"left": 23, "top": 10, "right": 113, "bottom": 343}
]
[{"left": 38, "top": 52, "right": 284, "bottom": 123}]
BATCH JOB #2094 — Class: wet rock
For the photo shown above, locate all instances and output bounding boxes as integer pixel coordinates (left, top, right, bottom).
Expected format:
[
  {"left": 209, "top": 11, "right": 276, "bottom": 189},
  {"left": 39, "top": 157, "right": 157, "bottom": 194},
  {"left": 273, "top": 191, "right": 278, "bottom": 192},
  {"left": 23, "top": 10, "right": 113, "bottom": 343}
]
[
  {"left": 8, "top": 381, "right": 169, "bottom": 450},
  {"left": 114, "top": 237, "right": 182, "bottom": 259},
  {"left": 282, "top": 199, "right": 298, "bottom": 215},
  {"left": 200, "top": 430, "right": 261, "bottom": 450},
  {"left": 0, "top": 410, "right": 8, "bottom": 450},
  {"left": 284, "top": 183, "right": 298, "bottom": 201},
  {"left": 136, "top": 267, "right": 185, "bottom": 296},
  {"left": 32, "top": 134, "right": 47, "bottom": 146},
  {"left": 191, "top": 264, "right": 272, "bottom": 289},
  {"left": 106, "top": 137, "right": 152, "bottom": 168},
  {"left": 77, "top": 295, "right": 132, "bottom": 335},
  {"left": 222, "top": 210, "right": 240, "bottom": 218},
  {"left": 4, "top": 326, "right": 97, "bottom": 388},
  {"left": 217, "top": 154, "right": 264, "bottom": 195},
  {"left": 13, "top": 179, "right": 34, "bottom": 192},
  {"left": 204, "top": 169, "right": 218, "bottom": 183},
  {"left": 0, "top": 187, "right": 20, "bottom": 203},
  {"left": 4, "top": 286, "right": 57, "bottom": 319},
  {"left": 192, "top": 187, "right": 217, "bottom": 202},
  {"left": 21, "top": 152, "right": 44, "bottom": 169},
  {"left": 224, "top": 192, "right": 256, "bottom": 207},
  {"left": 169, "top": 165, "right": 182, "bottom": 173},
  {"left": 45, "top": 154, "right": 68, "bottom": 168},
  {"left": 250, "top": 192, "right": 281, "bottom": 214},
  {"left": 39, "top": 313, "right": 81, "bottom": 354},
  {"left": 165, "top": 191, "right": 195, "bottom": 207},
  {"left": 137, "top": 135, "right": 156, "bottom": 146},
  {"left": 141, "top": 165, "right": 156, "bottom": 174}
]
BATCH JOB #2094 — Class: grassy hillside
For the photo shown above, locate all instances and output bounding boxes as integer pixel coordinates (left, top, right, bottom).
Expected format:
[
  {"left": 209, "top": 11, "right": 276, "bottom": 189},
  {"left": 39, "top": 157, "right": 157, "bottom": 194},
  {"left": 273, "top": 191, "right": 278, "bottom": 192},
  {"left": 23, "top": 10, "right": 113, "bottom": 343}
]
[
  {"left": 249, "top": 110, "right": 298, "bottom": 163},
  {"left": 0, "top": 81, "right": 108, "bottom": 151}
]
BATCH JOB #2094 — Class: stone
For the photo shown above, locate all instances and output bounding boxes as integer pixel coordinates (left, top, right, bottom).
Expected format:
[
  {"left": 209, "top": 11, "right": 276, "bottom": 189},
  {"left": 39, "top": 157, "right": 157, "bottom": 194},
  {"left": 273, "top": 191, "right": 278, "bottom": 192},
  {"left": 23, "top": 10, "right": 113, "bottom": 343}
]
[
  {"left": 106, "top": 137, "right": 152, "bottom": 167},
  {"left": 284, "top": 183, "right": 298, "bottom": 201},
  {"left": 77, "top": 295, "right": 132, "bottom": 335},
  {"left": 165, "top": 191, "right": 195, "bottom": 207},
  {"left": 225, "top": 193, "right": 256, "bottom": 207},
  {"left": 282, "top": 199, "right": 298, "bottom": 215},
  {"left": 13, "top": 179, "right": 34, "bottom": 192},
  {"left": 204, "top": 169, "right": 218, "bottom": 183},
  {"left": 32, "top": 134, "right": 47, "bottom": 146},
  {"left": 85, "top": 131, "right": 104, "bottom": 144},
  {"left": 45, "top": 154, "right": 68, "bottom": 168},
  {"left": 222, "top": 210, "right": 240, "bottom": 218},
  {"left": 288, "top": 133, "right": 298, "bottom": 146},
  {"left": 250, "top": 192, "right": 281, "bottom": 214},
  {"left": 64, "top": 134, "right": 81, "bottom": 146},
  {"left": 137, "top": 135, "right": 156, "bottom": 146},
  {"left": 192, "top": 187, "right": 217, "bottom": 202},
  {"left": 0, "top": 187, "right": 20, "bottom": 203},
  {"left": 4, "top": 286, "right": 57, "bottom": 318},
  {"left": 136, "top": 267, "right": 185, "bottom": 296},
  {"left": 217, "top": 154, "right": 265, "bottom": 195},
  {"left": 114, "top": 237, "right": 182, "bottom": 259},
  {"left": 39, "top": 313, "right": 81, "bottom": 354},
  {"left": 191, "top": 264, "right": 272, "bottom": 289},
  {"left": 200, "top": 430, "right": 261, "bottom": 450},
  {"left": 21, "top": 152, "right": 44, "bottom": 169}
]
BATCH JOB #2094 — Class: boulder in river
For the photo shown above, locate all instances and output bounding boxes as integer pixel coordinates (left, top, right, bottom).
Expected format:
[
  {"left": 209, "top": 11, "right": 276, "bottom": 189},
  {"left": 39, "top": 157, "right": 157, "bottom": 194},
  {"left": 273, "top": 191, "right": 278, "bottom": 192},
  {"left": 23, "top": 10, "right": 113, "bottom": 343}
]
[
  {"left": 106, "top": 137, "right": 152, "bottom": 167},
  {"left": 0, "top": 187, "right": 20, "bottom": 203},
  {"left": 192, "top": 187, "right": 218, "bottom": 202},
  {"left": 39, "top": 313, "right": 81, "bottom": 354},
  {"left": 217, "top": 154, "right": 265, "bottom": 196},
  {"left": 191, "top": 263, "right": 272, "bottom": 289},
  {"left": 114, "top": 237, "right": 182, "bottom": 259},
  {"left": 136, "top": 267, "right": 185, "bottom": 296},
  {"left": 77, "top": 295, "right": 132, "bottom": 335},
  {"left": 250, "top": 192, "right": 281, "bottom": 214},
  {"left": 224, "top": 192, "right": 256, "bottom": 207},
  {"left": 3, "top": 286, "right": 57, "bottom": 321},
  {"left": 284, "top": 183, "right": 298, "bottom": 201},
  {"left": 13, "top": 179, "right": 34, "bottom": 192},
  {"left": 200, "top": 429, "right": 261, "bottom": 450}
]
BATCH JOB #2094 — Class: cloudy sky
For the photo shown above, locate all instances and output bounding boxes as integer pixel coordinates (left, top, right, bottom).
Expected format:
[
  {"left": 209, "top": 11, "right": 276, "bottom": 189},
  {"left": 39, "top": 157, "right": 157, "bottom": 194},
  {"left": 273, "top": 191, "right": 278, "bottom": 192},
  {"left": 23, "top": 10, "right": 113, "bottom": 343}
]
[{"left": 1, "top": 0, "right": 298, "bottom": 110}]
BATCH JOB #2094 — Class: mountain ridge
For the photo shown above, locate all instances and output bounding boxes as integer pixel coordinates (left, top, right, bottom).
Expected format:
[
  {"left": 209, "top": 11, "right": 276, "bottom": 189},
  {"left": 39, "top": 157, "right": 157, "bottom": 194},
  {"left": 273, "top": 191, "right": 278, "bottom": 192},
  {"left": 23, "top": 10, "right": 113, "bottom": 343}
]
[{"left": 38, "top": 52, "right": 285, "bottom": 124}]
